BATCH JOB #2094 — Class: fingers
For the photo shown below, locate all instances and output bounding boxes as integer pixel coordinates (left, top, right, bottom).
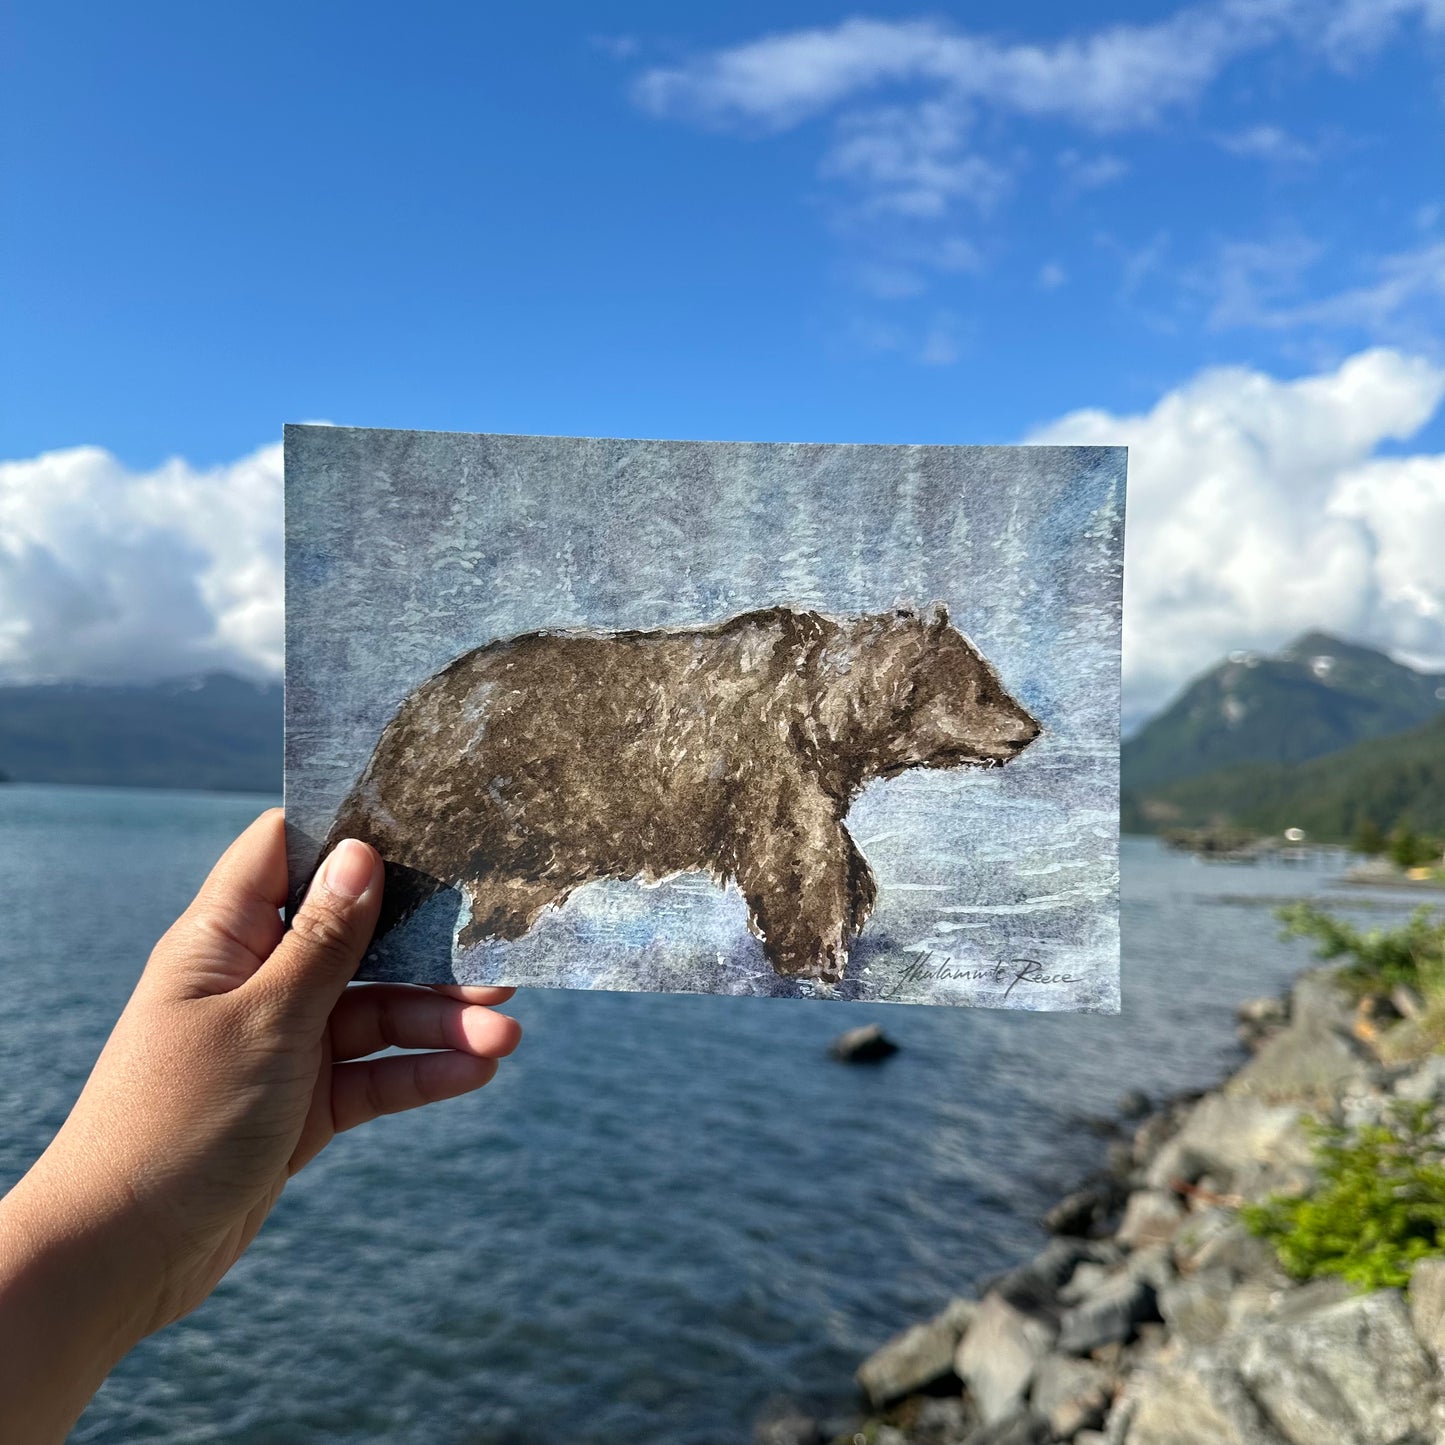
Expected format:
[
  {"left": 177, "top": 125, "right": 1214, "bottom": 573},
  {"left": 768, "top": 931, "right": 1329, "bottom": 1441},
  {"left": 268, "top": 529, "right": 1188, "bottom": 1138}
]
[
  {"left": 245, "top": 839, "right": 383, "bottom": 1027},
  {"left": 329, "top": 986, "right": 522, "bottom": 1062},
  {"left": 153, "top": 808, "right": 289, "bottom": 993},
  {"left": 330, "top": 1052, "right": 500, "bottom": 1134},
  {"left": 429, "top": 984, "right": 517, "bottom": 1006}
]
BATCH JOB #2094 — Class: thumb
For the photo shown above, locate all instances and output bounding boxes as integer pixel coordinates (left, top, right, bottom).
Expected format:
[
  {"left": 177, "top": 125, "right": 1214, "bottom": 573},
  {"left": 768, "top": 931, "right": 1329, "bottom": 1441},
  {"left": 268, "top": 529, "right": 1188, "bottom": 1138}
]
[{"left": 256, "top": 839, "right": 383, "bottom": 1025}]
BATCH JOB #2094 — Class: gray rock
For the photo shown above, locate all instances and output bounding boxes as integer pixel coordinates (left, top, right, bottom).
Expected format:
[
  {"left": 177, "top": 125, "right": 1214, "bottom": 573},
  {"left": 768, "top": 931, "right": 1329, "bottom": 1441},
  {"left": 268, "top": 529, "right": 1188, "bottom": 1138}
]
[
  {"left": 1158, "top": 1267, "right": 1236, "bottom": 1346},
  {"left": 1125, "top": 1285, "right": 1436, "bottom": 1445},
  {"left": 1224, "top": 1012, "right": 1374, "bottom": 1109},
  {"left": 1238, "top": 995, "right": 1289, "bottom": 1028},
  {"left": 1222, "top": 1278, "right": 1281, "bottom": 1334},
  {"left": 753, "top": 1400, "right": 820, "bottom": 1445},
  {"left": 1074, "top": 1433, "right": 1109, "bottom": 1445},
  {"left": 1185, "top": 1219, "right": 1285, "bottom": 1284},
  {"left": 1117, "top": 1089, "right": 1153, "bottom": 1120},
  {"left": 908, "top": 1395, "right": 979, "bottom": 1445},
  {"left": 1121, "top": 1353, "right": 1285, "bottom": 1445},
  {"left": 1410, "top": 1256, "right": 1445, "bottom": 1359},
  {"left": 1129, "top": 1322, "right": 1170, "bottom": 1363},
  {"left": 857, "top": 1302, "right": 972, "bottom": 1407},
  {"left": 831, "top": 1023, "right": 900, "bottom": 1062},
  {"left": 1123, "top": 1245, "right": 1175, "bottom": 1293},
  {"left": 1235, "top": 1288, "right": 1437, "bottom": 1445},
  {"left": 988, "top": 1238, "right": 1097, "bottom": 1314},
  {"left": 1059, "top": 1261, "right": 1113, "bottom": 1306},
  {"left": 1058, "top": 1271, "right": 1159, "bottom": 1356},
  {"left": 1144, "top": 1093, "right": 1311, "bottom": 1195},
  {"left": 1044, "top": 1180, "right": 1126, "bottom": 1238},
  {"left": 1397, "top": 1053, "right": 1445, "bottom": 1105},
  {"left": 1338, "top": 1083, "right": 1394, "bottom": 1131},
  {"left": 1168, "top": 1207, "right": 1238, "bottom": 1272},
  {"left": 956, "top": 1292, "right": 1058, "bottom": 1425},
  {"left": 1115, "top": 1191, "right": 1185, "bottom": 1252},
  {"left": 1390, "top": 983, "right": 1425, "bottom": 1020},
  {"left": 1289, "top": 969, "right": 1354, "bottom": 1033},
  {"left": 1261, "top": 1274, "right": 1350, "bottom": 1324},
  {"left": 961, "top": 1408, "right": 1049, "bottom": 1445},
  {"left": 1030, "top": 1354, "right": 1113, "bottom": 1437},
  {"left": 1130, "top": 1111, "right": 1181, "bottom": 1170}
]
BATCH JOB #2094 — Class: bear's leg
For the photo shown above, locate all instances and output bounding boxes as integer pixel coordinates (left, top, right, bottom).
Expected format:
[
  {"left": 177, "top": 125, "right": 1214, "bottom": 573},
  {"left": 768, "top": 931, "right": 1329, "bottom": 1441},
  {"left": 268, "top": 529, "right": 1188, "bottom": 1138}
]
[
  {"left": 736, "top": 809, "right": 857, "bottom": 985},
  {"left": 843, "top": 828, "right": 878, "bottom": 939},
  {"left": 456, "top": 874, "right": 575, "bottom": 951}
]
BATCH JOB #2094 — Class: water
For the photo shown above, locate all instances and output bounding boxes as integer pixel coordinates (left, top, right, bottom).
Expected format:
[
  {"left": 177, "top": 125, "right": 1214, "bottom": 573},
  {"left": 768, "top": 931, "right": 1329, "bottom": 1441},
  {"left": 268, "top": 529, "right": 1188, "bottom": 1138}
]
[
  {"left": 0, "top": 783, "right": 1431, "bottom": 1444},
  {"left": 365, "top": 745, "right": 1120, "bottom": 1014}
]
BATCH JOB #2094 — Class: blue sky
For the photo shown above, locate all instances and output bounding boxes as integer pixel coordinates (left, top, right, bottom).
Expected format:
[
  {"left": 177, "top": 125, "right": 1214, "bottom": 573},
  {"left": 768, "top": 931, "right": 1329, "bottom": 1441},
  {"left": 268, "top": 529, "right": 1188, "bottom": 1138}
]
[{"left": 2, "top": 0, "right": 1443, "bottom": 717}]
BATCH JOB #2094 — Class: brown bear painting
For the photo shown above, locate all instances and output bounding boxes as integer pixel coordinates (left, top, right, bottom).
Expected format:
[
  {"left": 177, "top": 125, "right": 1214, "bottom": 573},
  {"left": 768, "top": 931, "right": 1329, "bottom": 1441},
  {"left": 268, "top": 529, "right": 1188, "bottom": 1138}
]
[
  {"left": 284, "top": 425, "right": 1124, "bottom": 1011},
  {"left": 318, "top": 603, "right": 1040, "bottom": 985}
]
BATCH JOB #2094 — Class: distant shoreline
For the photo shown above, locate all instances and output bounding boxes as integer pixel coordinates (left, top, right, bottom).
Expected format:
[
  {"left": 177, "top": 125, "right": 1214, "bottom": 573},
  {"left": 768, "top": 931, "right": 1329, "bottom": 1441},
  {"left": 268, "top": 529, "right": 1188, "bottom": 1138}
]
[{"left": 0, "top": 777, "right": 280, "bottom": 801}]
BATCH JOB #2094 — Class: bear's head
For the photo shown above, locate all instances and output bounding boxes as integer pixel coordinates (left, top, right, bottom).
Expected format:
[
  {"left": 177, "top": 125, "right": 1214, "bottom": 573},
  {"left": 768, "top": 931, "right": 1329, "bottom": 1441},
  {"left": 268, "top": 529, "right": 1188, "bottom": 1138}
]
[
  {"left": 818, "top": 603, "right": 1040, "bottom": 782},
  {"left": 896, "top": 604, "right": 1040, "bottom": 770}
]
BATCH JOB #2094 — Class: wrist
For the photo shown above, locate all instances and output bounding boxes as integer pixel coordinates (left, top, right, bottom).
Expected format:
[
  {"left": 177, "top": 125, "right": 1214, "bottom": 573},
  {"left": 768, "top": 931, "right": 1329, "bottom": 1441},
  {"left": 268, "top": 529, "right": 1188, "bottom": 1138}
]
[{"left": 0, "top": 1150, "right": 164, "bottom": 1442}]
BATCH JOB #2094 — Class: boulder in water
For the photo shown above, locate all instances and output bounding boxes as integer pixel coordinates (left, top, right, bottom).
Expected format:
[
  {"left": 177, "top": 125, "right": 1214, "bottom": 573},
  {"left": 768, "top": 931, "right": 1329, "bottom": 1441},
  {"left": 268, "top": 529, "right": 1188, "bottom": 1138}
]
[{"left": 831, "top": 1023, "right": 900, "bottom": 1063}]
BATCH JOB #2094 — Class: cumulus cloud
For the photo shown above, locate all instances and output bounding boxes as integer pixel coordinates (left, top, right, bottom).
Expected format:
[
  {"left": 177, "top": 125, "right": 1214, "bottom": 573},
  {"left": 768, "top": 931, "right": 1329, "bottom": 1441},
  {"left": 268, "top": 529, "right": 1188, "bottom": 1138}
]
[
  {"left": 1028, "top": 347, "right": 1445, "bottom": 724},
  {"left": 5, "top": 349, "right": 1445, "bottom": 731},
  {"left": 0, "top": 441, "right": 282, "bottom": 684}
]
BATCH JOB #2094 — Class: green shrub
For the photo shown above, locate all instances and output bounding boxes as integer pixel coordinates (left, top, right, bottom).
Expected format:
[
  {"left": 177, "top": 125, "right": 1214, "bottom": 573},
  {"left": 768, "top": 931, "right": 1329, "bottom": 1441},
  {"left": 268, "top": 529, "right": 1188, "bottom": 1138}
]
[
  {"left": 1390, "top": 828, "right": 1443, "bottom": 870},
  {"left": 1276, "top": 902, "right": 1445, "bottom": 999},
  {"left": 1242, "top": 1101, "right": 1445, "bottom": 1290}
]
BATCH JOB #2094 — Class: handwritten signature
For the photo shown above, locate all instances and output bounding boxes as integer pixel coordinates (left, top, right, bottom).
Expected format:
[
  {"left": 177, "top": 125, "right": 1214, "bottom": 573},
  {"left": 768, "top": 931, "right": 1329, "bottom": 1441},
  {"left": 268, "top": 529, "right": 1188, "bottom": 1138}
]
[{"left": 892, "top": 950, "right": 1083, "bottom": 999}]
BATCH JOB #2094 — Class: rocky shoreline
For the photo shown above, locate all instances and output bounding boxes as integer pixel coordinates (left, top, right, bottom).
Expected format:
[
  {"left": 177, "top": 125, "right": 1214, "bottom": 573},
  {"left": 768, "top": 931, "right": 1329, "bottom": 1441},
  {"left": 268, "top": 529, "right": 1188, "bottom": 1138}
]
[{"left": 761, "top": 967, "right": 1445, "bottom": 1445}]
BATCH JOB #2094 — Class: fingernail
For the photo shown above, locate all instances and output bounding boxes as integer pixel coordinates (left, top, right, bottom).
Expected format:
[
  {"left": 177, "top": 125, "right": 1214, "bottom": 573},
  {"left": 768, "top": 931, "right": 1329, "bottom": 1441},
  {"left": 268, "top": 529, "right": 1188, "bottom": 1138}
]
[{"left": 321, "top": 839, "right": 374, "bottom": 901}]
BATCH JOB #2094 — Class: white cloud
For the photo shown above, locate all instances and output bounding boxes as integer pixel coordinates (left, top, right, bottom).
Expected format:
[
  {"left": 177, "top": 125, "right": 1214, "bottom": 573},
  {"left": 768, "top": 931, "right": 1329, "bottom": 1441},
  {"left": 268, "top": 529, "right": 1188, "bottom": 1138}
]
[
  {"left": 918, "top": 317, "right": 962, "bottom": 365},
  {"left": 7, "top": 349, "right": 1445, "bottom": 726},
  {"left": 632, "top": 8, "right": 1278, "bottom": 239},
  {"left": 822, "top": 98, "right": 1011, "bottom": 218},
  {"left": 632, "top": 6, "right": 1293, "bottom": 134},
  {"left": 0, "top": 441, "right": 282, "bottom": 684},
  {"left": 1057, "top": 149, "right": 1132, "bottom": 191},
  {"left": 1028, "top": 347, "right": 1445, "bottom": 724},
  {"left": 1217, "top": 123, "right": 1317, "bottom": 163},
  {"left": 1208, "top": 237, "right": 1445, "bottom": 344},
  {"left": 629, "top": 2, "right": 1445, "bottom": 307},
  {"left": 1317, "top": 0, "right": 1445, "bottom": 57},
  {"left": 1039, "top": 261, "right": 1069, "bottom": 289},
  {"left": 590, "top": 34, "right": 640, "bottom": 61}
]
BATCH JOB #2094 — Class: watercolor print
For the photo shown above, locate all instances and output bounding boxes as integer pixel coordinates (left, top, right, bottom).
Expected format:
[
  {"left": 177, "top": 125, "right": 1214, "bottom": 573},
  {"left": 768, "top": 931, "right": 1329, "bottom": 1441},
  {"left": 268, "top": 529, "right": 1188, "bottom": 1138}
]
[{"left": 284, "top": 426, "right": 1125, "bottom": 1011}]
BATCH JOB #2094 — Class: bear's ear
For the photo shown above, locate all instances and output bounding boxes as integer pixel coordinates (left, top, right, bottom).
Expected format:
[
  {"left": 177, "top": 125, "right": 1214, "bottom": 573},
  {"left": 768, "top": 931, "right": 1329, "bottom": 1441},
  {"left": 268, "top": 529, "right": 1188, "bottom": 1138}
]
[{"left": 926, "top": 601, "right": 950, "bottom": 635}]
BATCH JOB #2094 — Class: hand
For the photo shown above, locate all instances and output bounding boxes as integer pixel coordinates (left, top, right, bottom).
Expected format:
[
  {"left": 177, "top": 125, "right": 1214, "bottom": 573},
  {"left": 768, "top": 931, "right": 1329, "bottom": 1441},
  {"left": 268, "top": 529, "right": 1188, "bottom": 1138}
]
[{"left": 0, "top": 809, "right": 521, "bottom": 1444}]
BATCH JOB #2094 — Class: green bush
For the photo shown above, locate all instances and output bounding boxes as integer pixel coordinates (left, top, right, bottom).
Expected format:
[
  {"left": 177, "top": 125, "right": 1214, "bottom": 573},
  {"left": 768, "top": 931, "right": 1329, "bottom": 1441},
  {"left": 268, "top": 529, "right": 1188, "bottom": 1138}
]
[
  {"left": 1390, "top": 828, "right": 1443, "bottom": 870},
  {"left": 1242, "top": 1101, "right": 1445, "bottom": 1290},
  {"left": 1276, "top": 902, "right": 1445, "bottom": 999}
]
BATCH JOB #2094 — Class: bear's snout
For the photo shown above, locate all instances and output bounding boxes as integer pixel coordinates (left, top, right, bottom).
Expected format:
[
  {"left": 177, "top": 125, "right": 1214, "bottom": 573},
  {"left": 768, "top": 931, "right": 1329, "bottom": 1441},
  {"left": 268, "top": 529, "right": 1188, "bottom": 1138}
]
[{"left": 997, "top": 709, "right": 1041, "bottom": 754}]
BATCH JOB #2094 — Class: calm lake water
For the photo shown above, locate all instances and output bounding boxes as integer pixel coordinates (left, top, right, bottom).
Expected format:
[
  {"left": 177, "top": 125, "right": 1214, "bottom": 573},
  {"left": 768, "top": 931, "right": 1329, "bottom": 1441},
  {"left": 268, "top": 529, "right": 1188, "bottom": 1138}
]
[{"left": 0, "top": 783, "right": 1430, "bottom": 1444}]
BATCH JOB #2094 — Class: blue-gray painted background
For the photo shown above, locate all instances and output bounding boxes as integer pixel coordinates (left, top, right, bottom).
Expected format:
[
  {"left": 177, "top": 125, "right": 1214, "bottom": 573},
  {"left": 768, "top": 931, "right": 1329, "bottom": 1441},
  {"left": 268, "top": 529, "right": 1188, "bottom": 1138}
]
[{"left": 285, "top": 426, "right": 1124, "bottom": 1011}]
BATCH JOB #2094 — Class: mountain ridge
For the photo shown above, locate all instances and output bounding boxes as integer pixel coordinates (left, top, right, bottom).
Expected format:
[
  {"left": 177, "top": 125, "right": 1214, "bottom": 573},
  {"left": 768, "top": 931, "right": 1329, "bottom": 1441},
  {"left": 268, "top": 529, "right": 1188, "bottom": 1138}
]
[
  {"left": 1122, "top": 631, "right": 1445, "bottom": 794},
  {"left": 0, "top": 671, "right": 282, "bottom": 793}
]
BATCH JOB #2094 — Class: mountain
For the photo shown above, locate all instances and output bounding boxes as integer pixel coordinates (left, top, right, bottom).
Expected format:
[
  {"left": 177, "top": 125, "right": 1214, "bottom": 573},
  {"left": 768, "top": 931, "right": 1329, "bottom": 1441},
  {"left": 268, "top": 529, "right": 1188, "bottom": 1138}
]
[
  {"left": 1123, "top": 712, "right": 1445, "bottom": 841},
  {"left": 1123, "top": 632, "right": 1445, "bottom": 794},
  {"left": 0, "top": 673, "right": 282, "bottom": 793}
]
